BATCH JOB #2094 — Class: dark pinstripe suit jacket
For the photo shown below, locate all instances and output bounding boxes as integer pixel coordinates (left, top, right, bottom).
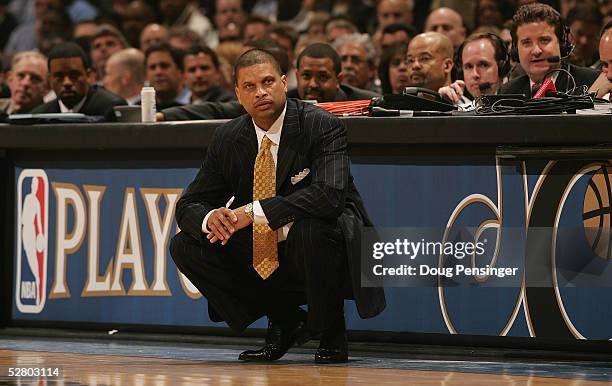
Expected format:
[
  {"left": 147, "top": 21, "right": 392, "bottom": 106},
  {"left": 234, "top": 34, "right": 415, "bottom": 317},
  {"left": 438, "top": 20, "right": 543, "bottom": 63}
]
[{"left": 176, "top": 98, "right": 385, "bottom": 319}]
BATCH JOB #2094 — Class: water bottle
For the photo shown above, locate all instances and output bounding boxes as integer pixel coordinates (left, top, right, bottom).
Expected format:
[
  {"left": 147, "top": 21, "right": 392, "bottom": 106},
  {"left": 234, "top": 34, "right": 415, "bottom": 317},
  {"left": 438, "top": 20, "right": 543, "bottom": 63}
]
[{"left": 141, "top": 86, "right": 156, "bottom": 122}]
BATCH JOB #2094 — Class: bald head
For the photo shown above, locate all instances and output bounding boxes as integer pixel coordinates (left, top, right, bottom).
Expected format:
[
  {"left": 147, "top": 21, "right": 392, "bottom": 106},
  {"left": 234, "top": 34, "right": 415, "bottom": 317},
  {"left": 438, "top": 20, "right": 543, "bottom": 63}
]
[
  {"left": 140, "top": 24, "right": 169, "bottom": 52},
  {"left": 377, "top": 0, "right": 414, "bottom": 29},
  {"left": 600, "top": 27, "right": 612, "bottom": 82},
  {"left": 106, "top": 48, "right": 144, "bottom": 71},
  {"left": 104, "top": 48, "right": 145, "bottom": 100},
  {"left": 424, "top": 7, "right": 466, "bottom": 48},
  {"left": 406, "top": 32, "right": 454, "bottom": 91},
  {"left": 412, "top": 32, "right": 454, "bottom": 58}
]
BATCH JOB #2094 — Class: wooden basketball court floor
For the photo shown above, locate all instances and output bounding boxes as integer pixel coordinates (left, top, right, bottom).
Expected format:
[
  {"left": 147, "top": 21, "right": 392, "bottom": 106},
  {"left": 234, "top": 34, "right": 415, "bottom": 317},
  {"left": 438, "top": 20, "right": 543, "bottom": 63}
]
[{"left": 1, "top": 335, "right": 611, "bottom": 385}]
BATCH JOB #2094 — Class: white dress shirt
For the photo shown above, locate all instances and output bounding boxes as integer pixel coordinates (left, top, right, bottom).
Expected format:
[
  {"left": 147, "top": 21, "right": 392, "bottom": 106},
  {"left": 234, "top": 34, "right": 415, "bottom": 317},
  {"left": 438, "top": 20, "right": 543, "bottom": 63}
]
[
  {"left": 202, "top": 103, "right": 292, "bottom": 241},
  {"left": 58, "top": 96, "right": 86, "bottom": 113}
]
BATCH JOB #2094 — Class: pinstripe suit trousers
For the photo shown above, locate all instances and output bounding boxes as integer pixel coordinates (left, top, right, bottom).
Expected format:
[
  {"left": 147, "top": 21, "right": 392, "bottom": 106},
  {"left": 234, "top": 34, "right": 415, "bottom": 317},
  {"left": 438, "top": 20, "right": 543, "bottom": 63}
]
[{"left": 170, "top": 217, "right": 351, "bottom": 333}]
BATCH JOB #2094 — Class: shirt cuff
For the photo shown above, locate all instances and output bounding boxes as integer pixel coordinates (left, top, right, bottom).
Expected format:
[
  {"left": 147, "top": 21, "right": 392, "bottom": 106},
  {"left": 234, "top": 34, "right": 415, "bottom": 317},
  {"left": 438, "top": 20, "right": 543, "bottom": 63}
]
[
  {"left": 252, "top": 200, "right": 268, "bottom": 225},
  {"left": 201, "top": 210, "right": 214, "bottom": 233}
]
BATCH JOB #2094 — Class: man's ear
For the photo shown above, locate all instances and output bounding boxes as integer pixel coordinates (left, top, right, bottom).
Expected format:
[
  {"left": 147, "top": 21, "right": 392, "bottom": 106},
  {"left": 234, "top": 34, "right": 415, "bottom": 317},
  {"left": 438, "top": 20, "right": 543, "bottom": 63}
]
[
  {"left": 281, "top": 74, "right": 288, "bottom": 92},
  {"left": 122, "top": 72, "right": 132, "bottom": 86},
  {"left": 6, "top": 71, "right": 13, "bottom": 83},
  {"left": 235, "top": 85, "right": 242, "bottom": 105},
  {"left": 336, "top": 71, "right": 344, "bottom": 87},
  {"left": 86, "top": 68, "right": 96, "bottom": 85},
  {"left": 444, "top": 58, "right": 453, "bottom": 74}
]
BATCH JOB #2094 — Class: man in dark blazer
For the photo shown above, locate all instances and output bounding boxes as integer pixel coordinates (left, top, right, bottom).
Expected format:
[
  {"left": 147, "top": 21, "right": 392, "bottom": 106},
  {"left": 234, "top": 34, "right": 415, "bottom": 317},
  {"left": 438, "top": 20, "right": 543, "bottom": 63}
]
[
  {"left": 499, "top": 3, "right": 599, "bottom": 96},
  {"left": 170, "top": 49, "right": 385, "bottom": 363},
  {"left": 31, "top": 42, "right": 126, "bottom": 122},
  {"left": 183, "top": 44, "right": 235, "bottom": 104},
  {"left": 287, "top": 42, "right": 380, "bottom": 102}
]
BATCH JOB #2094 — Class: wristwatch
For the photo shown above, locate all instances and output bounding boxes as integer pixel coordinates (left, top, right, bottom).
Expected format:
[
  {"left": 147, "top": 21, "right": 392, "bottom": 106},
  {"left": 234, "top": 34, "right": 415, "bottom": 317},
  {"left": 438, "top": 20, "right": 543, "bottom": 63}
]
[{"left": 244, "top": 202, "right": 254, "bottom": 221}]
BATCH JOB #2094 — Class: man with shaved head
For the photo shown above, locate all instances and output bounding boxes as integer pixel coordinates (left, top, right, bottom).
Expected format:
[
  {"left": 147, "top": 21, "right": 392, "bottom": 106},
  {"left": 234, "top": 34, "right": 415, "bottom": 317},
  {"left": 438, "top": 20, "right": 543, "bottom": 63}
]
[
  {"left": 377, "top": 0, "right": 414, "bottom": 29},
  {"left": 103, "top": 48, "right": 145, "bottom": 105},
  {"left": 375, "top": 0, "right": 413, "bottom": 48},
  {"left": 424, "top": 7, "right": 466, "bottom": 48},
  {"left": 140, "top": 24, "right": 169, "bottom": 52},
  {"left": 593, "top": 21, "right": 612, "bottom": 99},
  {"left": 406, "top": 32, "right": 454, "bottom": 91}
]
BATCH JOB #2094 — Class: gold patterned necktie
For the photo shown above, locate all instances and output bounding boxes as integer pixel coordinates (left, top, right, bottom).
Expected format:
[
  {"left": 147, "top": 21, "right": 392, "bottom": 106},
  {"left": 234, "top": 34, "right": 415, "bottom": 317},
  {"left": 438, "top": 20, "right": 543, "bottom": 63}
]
[{"left": 252, "top": 135, "right": 279, "bottom": 279}]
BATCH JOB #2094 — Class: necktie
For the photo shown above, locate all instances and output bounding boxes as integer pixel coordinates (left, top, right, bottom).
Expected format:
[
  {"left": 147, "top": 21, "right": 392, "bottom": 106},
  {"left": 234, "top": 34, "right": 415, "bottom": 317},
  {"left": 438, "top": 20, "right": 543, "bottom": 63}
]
[{"left": 252, "top": 136, "right": 279, "bottom": 279}]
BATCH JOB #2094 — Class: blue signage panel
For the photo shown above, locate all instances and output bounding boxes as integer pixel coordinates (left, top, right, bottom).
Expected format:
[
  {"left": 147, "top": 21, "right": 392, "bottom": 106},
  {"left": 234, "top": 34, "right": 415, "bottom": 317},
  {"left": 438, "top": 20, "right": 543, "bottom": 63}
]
[{"left": 12, "top": 160, "right": 612, "bottom": 340}]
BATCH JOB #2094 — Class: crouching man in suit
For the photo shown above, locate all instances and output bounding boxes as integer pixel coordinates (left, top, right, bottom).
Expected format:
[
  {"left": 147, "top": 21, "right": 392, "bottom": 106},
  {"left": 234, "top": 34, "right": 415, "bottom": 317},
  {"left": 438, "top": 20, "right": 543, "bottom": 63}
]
[{"left": 170, "top": 49, "right": 385, "bottom": 363}]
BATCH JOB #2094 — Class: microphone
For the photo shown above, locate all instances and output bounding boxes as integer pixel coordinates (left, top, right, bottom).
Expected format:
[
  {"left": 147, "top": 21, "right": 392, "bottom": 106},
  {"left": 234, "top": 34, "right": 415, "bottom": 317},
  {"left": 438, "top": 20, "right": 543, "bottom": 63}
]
[
  {"left": 478, "top": 82, "right": 493, "bottom": 92},
  {"left": 546, "top": 56, "right": 561, "bottom": 63}
]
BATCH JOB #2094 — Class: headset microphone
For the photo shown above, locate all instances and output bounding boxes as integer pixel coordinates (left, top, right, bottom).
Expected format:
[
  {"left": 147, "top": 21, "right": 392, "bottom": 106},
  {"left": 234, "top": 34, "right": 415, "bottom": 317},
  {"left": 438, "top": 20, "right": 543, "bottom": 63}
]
[
  {"left": 478, "top": 82, "right": 493, "bottom": 92},
  {"left": 546, "top": 50, "right": 574, "bottom": 63}
]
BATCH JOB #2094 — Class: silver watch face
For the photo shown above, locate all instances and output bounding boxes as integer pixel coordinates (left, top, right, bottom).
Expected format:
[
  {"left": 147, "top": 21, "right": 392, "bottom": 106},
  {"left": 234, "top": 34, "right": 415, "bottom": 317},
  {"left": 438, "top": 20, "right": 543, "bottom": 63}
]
[{"left": 246, "top": 202, "right": 253, "bottom": 213}]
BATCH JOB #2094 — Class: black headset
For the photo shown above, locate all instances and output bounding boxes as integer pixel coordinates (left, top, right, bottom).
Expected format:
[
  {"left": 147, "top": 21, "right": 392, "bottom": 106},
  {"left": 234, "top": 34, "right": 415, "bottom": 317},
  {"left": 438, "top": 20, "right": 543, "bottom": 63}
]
[
  {"left": 509, "top": 11, "right": 574, "bottom": 62},
  {"left": 455, "top": 33, "right": 512, "bottom": 80}
]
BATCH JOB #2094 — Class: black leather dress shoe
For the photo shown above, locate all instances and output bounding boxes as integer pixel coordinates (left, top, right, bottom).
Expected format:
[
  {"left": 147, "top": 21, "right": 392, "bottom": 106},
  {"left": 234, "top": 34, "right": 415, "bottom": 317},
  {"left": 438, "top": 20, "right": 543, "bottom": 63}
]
[
  {"left": 238, "top": 312, "right": 310, "bottom": 362},
  {"left": 314, "top": 316, "right": 348, "bottom": 364}
]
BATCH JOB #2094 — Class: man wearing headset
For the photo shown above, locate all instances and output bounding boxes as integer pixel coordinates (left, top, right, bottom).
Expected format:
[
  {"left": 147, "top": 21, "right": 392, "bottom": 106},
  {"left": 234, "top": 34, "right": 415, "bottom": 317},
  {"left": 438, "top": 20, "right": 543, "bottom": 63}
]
[
  {"left": 499, "top": 3, "right": 599, "bottom": 96},
  {"left": 438, "top": 32, "right": 509, "bottom": 106}
]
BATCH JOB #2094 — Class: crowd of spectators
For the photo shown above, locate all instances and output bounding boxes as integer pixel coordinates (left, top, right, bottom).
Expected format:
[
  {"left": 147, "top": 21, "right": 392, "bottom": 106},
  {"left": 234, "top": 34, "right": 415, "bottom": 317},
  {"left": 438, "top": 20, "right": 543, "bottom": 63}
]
[{"left": 0, "top": 0, "right": 610, "bottom": 121}]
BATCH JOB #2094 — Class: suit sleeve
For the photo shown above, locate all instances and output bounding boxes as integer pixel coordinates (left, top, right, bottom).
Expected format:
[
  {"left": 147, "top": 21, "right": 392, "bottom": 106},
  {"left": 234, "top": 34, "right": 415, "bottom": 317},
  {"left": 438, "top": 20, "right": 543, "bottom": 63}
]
[
  {"left": 163, "top": 101, "right": 245, "bottom": 121},
  {"left": 260, "top": 112, "right": 349, "bottom": 230},
  {"left": 175, "top": 128, "right": 232, "bottom": 240}
]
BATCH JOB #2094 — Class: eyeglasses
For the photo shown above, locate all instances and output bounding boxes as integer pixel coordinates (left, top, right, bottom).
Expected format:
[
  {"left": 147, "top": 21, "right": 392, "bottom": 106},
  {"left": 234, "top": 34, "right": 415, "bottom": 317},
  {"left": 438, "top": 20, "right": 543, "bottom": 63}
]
[{"left": 405, "top": 54, "right": 434, "bottom": 66}]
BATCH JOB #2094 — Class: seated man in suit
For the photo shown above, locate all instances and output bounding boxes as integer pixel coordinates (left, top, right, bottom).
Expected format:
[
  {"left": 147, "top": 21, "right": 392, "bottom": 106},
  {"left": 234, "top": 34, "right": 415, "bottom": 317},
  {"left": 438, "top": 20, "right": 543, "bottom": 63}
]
[
  {"left": 438, "top": 32, "right": 509, "bottom": 106},
  {"left": 144, "top": 42, "right": 190, "bottom": 110},
  {"left": 31, "top": 42, "right": 127, "bottom": 121},
  {"left": 183, "top": 44, "right": 235, "bottom": 104},
  {"left": 332, "top": 33, "right": 379, "bottom": 93},
  {"left": 289, "top": 42, "right": 381, "bottom": 102},
  {"left": 0, "top": 51, "right": 49, "bottom": 115},
  {"left": 406, "top": 32, "right": 454, "bottom": 92},
  {"left": 499, "top": 3, "right": 600, "bottom": 95},
  {"left": 170, "top": 49, "right": 385, "bottom": 363},
  {"left": 103, "top": 48, "right": 145, "bottom": 106}
]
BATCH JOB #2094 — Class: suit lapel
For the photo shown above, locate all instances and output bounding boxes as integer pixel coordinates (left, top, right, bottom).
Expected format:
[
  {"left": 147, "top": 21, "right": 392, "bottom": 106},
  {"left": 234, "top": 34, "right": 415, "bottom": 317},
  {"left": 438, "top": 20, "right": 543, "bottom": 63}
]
[
  {"left": 276, "top": 100, "right": 302, "bottom": 190},
  {"left": 79, "top": 88, "right": 95, "bottom": 113},
  {"left": 236, "top": 116, "right": 258, "bottom": 168}
]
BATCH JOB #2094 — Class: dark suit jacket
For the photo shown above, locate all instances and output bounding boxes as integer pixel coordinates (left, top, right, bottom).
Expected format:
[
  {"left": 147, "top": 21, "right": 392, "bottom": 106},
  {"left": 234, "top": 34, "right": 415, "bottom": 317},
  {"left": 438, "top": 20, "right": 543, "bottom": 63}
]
[
  {"left": 31, "top": 87, "right": 127, "bottom": 122},
  {"left": 499, "top": 63, "right": 600, "bottom": 96},
  {"left": 192, "top": 87, "right": 235, "bottom": 103},
  {"left": 162, "top": 101, "right": 245, "bottom": 121},
  {"left": 176, "top": 98, "right": 385, "bottom": 319},
  {"left": 287, "top": 84, "right": 381, "bottom": 102},
  {"left": 162, "top": 84, "right": 380, "bottom": 121}
]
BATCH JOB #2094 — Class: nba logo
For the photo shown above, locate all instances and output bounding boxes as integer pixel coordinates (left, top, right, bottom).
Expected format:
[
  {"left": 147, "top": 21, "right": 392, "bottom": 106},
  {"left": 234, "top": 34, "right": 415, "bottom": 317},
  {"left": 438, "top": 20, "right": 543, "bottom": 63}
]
[{"left": 16, "top": 169, "right": 49, "bottom": 313}]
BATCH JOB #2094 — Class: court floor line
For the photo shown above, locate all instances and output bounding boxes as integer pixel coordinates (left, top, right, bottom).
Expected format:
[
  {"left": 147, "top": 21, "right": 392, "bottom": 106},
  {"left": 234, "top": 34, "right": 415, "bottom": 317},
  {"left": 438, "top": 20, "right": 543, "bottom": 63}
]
[{"left": 0, "top": 337, "right": 611, "bottom": 382}]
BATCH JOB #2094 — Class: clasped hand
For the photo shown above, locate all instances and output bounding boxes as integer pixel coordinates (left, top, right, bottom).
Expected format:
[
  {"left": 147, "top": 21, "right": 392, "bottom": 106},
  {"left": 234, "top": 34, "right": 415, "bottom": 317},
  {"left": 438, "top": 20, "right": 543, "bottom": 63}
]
[{"left": 206, "top": 205, "right": 252, "bottom": 245}]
